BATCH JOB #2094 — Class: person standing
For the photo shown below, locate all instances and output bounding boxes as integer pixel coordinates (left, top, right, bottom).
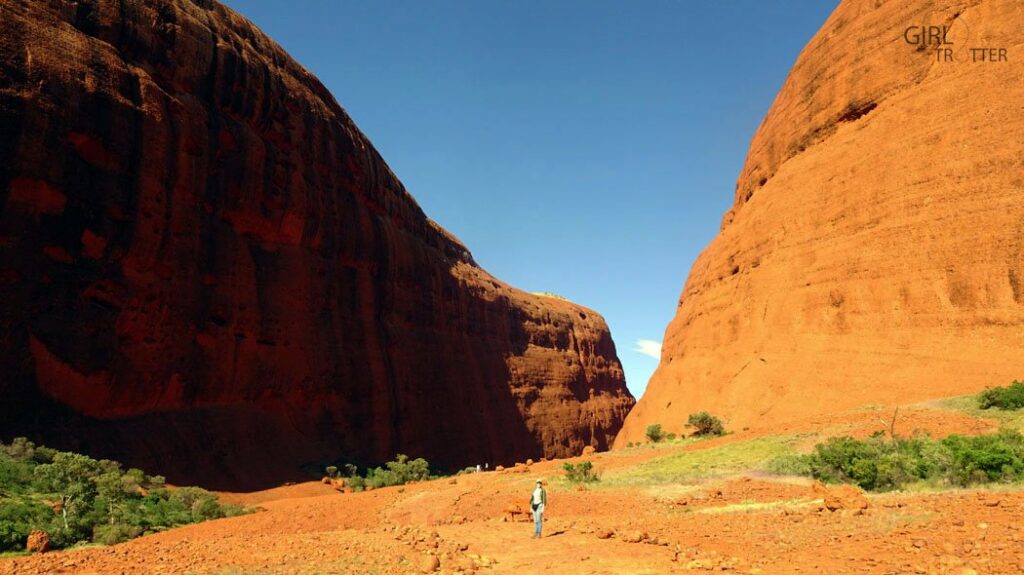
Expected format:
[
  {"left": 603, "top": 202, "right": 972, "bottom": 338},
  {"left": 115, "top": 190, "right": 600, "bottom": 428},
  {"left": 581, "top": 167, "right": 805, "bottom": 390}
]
[{"left": 530, "top": 479, "right": 547, "bottom": 539}]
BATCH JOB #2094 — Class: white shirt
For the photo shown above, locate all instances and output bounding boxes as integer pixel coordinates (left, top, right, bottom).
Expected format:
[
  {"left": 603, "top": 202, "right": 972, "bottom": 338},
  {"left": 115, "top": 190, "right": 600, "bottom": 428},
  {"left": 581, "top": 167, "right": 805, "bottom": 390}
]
[{"left": 532, "top": 487, "right": 544, "bottom": 506}]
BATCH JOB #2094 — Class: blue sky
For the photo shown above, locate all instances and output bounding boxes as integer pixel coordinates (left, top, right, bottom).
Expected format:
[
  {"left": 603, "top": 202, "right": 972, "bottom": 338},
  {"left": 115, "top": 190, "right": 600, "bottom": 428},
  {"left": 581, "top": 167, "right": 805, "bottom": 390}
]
[{"left": 220, "top": 1, "right": 837, "bottom": 398}]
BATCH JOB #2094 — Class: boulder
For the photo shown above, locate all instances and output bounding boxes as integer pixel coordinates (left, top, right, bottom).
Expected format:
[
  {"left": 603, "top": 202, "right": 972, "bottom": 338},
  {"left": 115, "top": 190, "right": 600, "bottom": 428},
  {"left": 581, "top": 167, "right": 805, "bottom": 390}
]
[{"left": 26, "top": 530, "right": 49, "bottom": 554}]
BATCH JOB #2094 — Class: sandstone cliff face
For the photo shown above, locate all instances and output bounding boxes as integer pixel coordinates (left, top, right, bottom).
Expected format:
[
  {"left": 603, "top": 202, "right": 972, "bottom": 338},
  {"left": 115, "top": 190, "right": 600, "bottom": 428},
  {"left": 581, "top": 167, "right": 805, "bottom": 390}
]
[
  {"left": 0, "top": 0, "right": 633, "bottom": 489},
  {"left": 617, "top": 0, "right": 1024, "bottom": 443}
]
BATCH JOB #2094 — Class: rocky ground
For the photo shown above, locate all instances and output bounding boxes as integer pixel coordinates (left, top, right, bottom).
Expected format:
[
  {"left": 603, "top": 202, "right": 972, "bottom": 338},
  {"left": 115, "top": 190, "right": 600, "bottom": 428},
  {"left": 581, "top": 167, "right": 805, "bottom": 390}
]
[{"left": 3, "top": 401, "right": 1023, "bottom": 575}]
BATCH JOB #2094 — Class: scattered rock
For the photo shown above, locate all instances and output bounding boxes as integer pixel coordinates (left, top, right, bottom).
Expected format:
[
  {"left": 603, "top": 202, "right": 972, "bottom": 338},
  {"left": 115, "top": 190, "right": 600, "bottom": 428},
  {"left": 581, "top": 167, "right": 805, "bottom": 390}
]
[
  {"left": 581, "top": 445, "right": 596, "bottom": 456},
  {"left": 619, "top": 530, "right": 647, "bottom": 543},
  {"left": 595, "top": 528, "right": 613, "bottom": 539}
]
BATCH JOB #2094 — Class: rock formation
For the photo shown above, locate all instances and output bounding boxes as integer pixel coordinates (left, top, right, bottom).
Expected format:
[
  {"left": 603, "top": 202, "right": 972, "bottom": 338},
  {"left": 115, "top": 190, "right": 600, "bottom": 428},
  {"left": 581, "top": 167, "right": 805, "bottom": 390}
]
[
  {"left": 618, "top": 0, "right": 1023, "bottom": 443},
  {"left": 0, "top": 0, "right": 633, "bottom": 489}
]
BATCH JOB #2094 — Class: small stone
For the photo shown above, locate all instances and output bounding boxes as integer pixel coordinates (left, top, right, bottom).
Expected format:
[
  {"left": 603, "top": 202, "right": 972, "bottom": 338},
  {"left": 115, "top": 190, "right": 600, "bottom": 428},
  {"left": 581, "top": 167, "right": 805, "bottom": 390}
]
[
  {"left": 420, "top": 555, "right": 440, "bottom": 573},
  {"left": 620, "top": 530, "right": 647, "bottom": 543}
]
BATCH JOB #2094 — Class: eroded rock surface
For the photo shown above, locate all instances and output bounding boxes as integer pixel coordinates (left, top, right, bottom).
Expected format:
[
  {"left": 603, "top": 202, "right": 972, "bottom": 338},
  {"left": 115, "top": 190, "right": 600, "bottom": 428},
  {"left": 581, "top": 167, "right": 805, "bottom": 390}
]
[
  {"left": 0, "top": 0, "right": 633, "bottom": 489},
  {"left": 618, "top": 0, "right": 1024, "bottom": 443}
]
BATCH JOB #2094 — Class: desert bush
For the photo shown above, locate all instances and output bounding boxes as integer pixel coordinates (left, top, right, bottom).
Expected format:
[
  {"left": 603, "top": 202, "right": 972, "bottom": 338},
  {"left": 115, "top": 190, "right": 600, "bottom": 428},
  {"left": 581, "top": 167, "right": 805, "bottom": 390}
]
[
  {"left": 0, "top": 438, "right": 247, "bottom": 552},
  {"left": 92, "top": 523, "right": 142, "bottom": 546},
  {"left": 978, "top": 380, "right": 1024, "bottom": 410},
  {"left": 666, "top": 433, "right": 677, "bottom": 441},
  {"left": 325, "top": 465, "right": 338, "bottom": 478},
  {"left": 562, "top": 461, "right": 599, "bottom": 483},
  {"left": 687, "top": 412, "right": 725, "bottom": 437},
  {"left": 346, "top": 475, "right": 365, "bottom": 491},
  {"left": 766, "top": 453, "right": 812, "bottom": 476},
  {"left": 771, "top": 430, "right": 1024, "bottom": 491},
  {"left": 347, "top": 454, "right": 433, "bottom": 491},
  {"left": 645, "top": 424, "right": 664, "bottom": 443}
]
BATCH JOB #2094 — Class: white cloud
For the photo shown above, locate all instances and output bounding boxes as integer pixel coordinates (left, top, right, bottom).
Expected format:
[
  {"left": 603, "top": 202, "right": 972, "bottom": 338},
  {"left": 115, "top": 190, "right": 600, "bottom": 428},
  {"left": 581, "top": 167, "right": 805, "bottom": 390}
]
[{"left": 632, "top": 339, "right": 662, "bottom": 359}]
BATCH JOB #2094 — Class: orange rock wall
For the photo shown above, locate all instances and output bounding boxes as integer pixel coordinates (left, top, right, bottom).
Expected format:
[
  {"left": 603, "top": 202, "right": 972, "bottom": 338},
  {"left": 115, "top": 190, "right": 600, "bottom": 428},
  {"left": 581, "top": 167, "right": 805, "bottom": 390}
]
[
  {"left": 618, "top": 0, "right": 1024, "bottom": 443},
  {"left": 0, "top": 0, "right": 633, "bottom": 489}
]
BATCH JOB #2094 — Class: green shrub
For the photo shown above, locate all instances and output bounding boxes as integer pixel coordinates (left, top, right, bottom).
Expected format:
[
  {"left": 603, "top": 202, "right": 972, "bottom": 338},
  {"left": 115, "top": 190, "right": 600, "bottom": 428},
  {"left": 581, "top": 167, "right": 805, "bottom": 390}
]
[
  {"left": 645, "top": 424, "right": 664, "bottom": 443},
  {"left": 92, "top": 524, "right": 142, "bottom": 546},
  {"left": 772, "top": 430, "right": 1024, "bottom": 491},
  {"left": 0, "top": 498, "right": 53, "bottom": 551},
  {"left": 562, "top": 461, "right": 599, "bottom": 483},
  {"left": 978, "top": 381, "right": 1024, "bottom": 410},
  {"left": 346, "top": 475, "right": 365, "bottom": 491},
  {"left": 325, "top": 465, "right": 338, "bottom": 478},
  {"left": 341, "top": 454, "right": 433, "bottom": 491},
  {"left": 0, "top": 438, "right": 248, "bottom": 552},
  {"left": 766, "top": 453, "right": 812, "bottom": 476},
  {"left": 687, "top": 412, "right": 725, "bottom": 437},
  {"left": 666, "top": 433, "right": 677, "bottom": 441}
]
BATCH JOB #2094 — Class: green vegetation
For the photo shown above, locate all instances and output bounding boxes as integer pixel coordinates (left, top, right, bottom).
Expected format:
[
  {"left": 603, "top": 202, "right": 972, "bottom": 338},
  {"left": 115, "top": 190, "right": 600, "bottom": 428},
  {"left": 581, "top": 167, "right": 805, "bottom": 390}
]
[
  {"left": 338, "top": 454, "right": 433, "bottom": 492},
  {"left": 562, "top": 461, "right": 599, "bottom": 483},
  {"left": 771, "top": 430, "right": 1024, "bottom": 491},
  {"left": 666, "top": 433, "right": 677, "bottom": 441},
  {"left": 932, "top": 395, "right": 1024, "bottom": 433},
  {"left": 978, "top": 381, "right": 1024, "bottom": 410},
  {"left": 604, "top": 435, "right": 798, "bottom": 486},
  {"left": 0, "top": 438, "right": 246, "bottom": 552},
  {"left": 645, "top": 424, "right": 664, "bottom": 443},
  {"left": 531, "top": 292, "right": 570, "bottom": 301},
  {"left": 687, "top": 412, "right": 725, "bottom": 437}
]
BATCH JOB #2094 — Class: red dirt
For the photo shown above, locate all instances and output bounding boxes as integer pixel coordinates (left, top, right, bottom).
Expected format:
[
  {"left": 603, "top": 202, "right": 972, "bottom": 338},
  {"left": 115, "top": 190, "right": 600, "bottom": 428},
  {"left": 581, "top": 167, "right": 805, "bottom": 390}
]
[{"left": 5, "top": 402, "right": 1024, "bottom": 575}]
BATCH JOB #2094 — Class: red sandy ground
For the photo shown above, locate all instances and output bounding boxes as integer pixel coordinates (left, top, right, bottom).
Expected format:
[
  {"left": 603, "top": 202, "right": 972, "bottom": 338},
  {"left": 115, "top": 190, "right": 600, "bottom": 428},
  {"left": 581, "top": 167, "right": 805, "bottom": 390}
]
[{"left": 3, "top": 403, "right": 1023, "bottom": 575}]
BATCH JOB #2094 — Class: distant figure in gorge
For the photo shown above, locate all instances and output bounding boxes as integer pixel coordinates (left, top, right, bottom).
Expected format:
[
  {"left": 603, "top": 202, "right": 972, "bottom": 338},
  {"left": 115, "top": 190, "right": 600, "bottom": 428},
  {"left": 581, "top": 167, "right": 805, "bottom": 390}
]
[{"left": 530, "top": 479, "right": 547, "bottom": 538}]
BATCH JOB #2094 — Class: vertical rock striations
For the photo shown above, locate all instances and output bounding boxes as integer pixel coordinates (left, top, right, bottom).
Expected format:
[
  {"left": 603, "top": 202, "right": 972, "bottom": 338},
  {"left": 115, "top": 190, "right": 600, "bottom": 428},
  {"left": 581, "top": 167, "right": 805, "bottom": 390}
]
[
  {"left": 618, "top": 0, "right": 1024, "bottom": 443},
  {"left": 0, "top": 0, "right": 633, "bottom": 489}
]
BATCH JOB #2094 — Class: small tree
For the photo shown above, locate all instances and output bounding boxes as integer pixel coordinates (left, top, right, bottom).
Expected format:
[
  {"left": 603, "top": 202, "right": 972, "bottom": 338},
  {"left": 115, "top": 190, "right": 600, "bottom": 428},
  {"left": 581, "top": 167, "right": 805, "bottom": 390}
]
[
  {"left": 645, "top": 423, "right": 664, "bottom": 443},
  {"left": 325, "top": 465, "right": 338, "bottom": 478},
  {"left": 687, "top": 412, "right": 725, "bottom": 437}
]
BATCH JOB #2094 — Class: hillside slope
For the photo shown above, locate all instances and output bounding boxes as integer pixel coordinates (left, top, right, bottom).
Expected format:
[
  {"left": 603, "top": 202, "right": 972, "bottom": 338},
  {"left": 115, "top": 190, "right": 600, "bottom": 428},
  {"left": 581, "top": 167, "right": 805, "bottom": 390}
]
[{"left": 618, "top": 0, "right": 1023, "bottom": 443}]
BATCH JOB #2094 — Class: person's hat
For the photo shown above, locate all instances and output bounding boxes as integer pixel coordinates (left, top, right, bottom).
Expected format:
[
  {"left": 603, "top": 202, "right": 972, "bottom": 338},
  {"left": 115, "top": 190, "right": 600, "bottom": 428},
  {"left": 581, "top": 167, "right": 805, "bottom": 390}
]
[{"left": 536, "top": 479, "right": 543, "bottom": 484}]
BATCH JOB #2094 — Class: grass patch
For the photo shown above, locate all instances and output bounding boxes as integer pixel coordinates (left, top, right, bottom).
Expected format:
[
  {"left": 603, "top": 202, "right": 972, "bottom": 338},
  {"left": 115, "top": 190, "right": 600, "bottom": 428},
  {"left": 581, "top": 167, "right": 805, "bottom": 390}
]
[
  {"left": 602, "top": 436, "right": 800, "bottom": 486},
  {"left": 931, "top": 395, "right": 1024, "bottom": 432},
  {"left": 0, "top": 550, "right": 30, "bottom": 559},
  {"left": 694, "top": 499, "right": 810, "bottom": 515}
]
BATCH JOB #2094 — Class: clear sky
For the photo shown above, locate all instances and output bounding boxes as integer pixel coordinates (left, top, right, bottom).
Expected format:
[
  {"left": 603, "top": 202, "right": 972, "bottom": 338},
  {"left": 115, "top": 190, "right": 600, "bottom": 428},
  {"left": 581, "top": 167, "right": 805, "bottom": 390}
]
[{"left": 220, "top": 1, "right": 838, "bottom": 399}]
